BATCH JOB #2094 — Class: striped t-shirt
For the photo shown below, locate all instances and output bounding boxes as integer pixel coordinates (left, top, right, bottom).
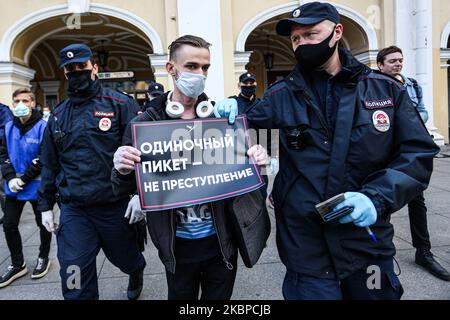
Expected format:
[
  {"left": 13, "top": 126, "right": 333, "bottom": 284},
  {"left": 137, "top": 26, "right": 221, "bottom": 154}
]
[{"left": 175, "top": 204, "right": 216, "bottom": 239}]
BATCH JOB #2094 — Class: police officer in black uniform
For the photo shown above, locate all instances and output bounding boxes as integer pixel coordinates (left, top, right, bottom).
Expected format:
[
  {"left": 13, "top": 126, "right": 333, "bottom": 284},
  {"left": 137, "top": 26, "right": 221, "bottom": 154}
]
[
  {"left": 146, "top": 82, "right": 165, "bottom": 102},
  {"left": 229, "top": 72, "right": 259, "bottom": 114},
  {"left": 230, "top": 73, "right": 271, "bottom": 199},
  {"left": 37, "top": 44, "right": 146, "bottom": 300},
  {"left": 215, "top": 2, "right": 440, "bottom": 300}
]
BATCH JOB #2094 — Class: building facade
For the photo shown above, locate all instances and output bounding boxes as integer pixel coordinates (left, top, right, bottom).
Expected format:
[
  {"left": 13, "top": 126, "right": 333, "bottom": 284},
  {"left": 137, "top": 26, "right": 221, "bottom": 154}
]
[{"left": 1, "top": 0, "right": 450, "bottom": 144}]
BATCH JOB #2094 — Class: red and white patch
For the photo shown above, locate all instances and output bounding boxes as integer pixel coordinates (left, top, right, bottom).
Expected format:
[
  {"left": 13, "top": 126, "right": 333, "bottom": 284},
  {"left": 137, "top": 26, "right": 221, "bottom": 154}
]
[
  {"left": 372, "top": 111, "right": 390, "bottom": 132},
  {"left": 99, "top": 118, "right": 112, "bottom": 132},
  {"left": 94, "top": 111, "right": 115, "bottom": 118}
]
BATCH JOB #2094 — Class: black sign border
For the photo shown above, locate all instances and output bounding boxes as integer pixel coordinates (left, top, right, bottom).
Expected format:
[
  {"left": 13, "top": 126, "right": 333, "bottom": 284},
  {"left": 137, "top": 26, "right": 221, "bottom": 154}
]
[{"left": 132, "top": 116, "right": 264, "bottom": 210}]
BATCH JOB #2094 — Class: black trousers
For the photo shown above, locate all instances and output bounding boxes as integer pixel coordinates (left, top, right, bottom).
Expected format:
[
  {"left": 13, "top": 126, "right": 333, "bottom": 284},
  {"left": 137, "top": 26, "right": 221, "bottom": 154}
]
[
  {"left": 166, "top": 253, "right": 238, "bottom": 300},
  {"left": 283, "top": 258, "right": 403, "bottom": 300},
  {"left": 57, "top": 201, "right": 146, "bottom": 300},
  {"left": 408, "top": 192, "right": 431, "bottom": 250},
  {"left": 0, "top": 175, "right": 5, "bottom": 213},
  {"left": 2, "top": 197, "right": 52, "bottom": 267}
]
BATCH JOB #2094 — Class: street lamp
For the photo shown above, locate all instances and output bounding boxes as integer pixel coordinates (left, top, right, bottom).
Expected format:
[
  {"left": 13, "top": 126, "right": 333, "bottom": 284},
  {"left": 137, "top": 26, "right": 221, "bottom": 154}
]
[
  {"left": 263, "top": 35, "right": 274, "bottom": 70},
  {"left": 97, "top": 40, "right": 109, "bottom": 70}
]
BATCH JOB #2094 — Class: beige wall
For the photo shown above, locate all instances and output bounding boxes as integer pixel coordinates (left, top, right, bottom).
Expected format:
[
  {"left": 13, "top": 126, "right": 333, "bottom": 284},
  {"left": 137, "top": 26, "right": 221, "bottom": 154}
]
[
  {"left": 434, "top": 0, "right": 450, "bottom": 143},
  {"left": 94, "top": 0, "right": 168, "bottom": 49},
  {"left": 230, "top": 0, "right": 286, "bottom": 44},
  {"left": 0, "top": 0, "right": 65, "bottom": 44},
  {"left": 230, "top": 0, "right": 384, "bottom": 49},
  {"left": 221, "top": 0, "right": 237, "bottom": 98},
  {"left": 436, "top": 0, "right": 450, "bottom": 46}
]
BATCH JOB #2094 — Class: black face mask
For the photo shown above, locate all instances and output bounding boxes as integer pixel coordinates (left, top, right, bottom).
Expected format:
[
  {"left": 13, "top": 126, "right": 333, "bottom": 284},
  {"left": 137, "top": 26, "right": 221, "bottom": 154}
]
[
  {"left": 241, "top": 85, "right": 256, "bottom": 97},
  {"left": 66, "top": 69, "right": 101, "bottom": 104},
  {"left": 294, "top": 27, "right": 338, "bottom": 70},
  {"left": 67, "top": 69, "right": 95, "bottom": 93}
]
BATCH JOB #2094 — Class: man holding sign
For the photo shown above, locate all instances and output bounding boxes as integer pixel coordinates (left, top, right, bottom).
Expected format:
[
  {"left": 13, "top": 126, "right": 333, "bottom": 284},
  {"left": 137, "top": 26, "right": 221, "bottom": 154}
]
[{"left": 112, "top": 35, "right": 270, "bottom": 300}]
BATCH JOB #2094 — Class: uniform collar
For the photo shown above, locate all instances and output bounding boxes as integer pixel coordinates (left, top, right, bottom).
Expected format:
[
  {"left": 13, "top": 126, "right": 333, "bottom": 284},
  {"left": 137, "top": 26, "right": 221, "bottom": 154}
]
[{"left": 238, "top": 93, "right": 255, "bottom": 101}]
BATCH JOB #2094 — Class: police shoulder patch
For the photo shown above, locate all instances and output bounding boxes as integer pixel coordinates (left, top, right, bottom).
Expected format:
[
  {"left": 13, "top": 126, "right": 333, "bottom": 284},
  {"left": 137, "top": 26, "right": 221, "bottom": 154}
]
[
  {"left": 94, "top": 111, "right": 115, "bottom": 118},
  {"left": 364, "top": 98, "right": 394, "bottom": 110}
]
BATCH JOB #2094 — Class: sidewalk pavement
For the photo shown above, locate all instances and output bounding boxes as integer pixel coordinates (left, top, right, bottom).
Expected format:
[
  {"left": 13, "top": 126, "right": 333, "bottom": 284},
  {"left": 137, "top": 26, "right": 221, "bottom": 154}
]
[{"left": 0, "top": 158, "right": 450, "bottom": 300}]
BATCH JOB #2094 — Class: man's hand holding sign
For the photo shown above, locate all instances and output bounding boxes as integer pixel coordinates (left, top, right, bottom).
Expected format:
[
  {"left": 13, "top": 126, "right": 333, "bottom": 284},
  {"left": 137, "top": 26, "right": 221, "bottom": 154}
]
[{"left": 114, "top": 146, "right": 141, "bottom": 176}]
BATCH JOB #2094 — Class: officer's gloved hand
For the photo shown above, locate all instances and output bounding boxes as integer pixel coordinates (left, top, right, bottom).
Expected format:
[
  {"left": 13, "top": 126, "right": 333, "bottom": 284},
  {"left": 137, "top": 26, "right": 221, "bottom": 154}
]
[
  {"left": 247, "top": 145, "right": 269, "bottom": 166},
  {"left": 42, "top": 210, "right": 56, "bottom": 233},
  {"left": 114, "top": 146, "right": 141, "bottom": 175},
  {"left": 8, "top": 178, "right": 24, "bottom": 193},
  {"left": 336, "top": 192, "right": 377, "bottom": 227},
  {"left": 213, "top": 98, "right": 238, "bottom": 124},
  {"left": 125, "top": 195, "right": 145, "bottom": 224}
]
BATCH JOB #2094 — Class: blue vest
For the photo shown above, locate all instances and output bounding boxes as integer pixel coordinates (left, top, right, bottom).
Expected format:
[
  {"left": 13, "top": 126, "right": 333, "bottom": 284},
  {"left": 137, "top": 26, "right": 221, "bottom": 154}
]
[{"left": 4, "top": 119, "right": 47, "bottom": 201}]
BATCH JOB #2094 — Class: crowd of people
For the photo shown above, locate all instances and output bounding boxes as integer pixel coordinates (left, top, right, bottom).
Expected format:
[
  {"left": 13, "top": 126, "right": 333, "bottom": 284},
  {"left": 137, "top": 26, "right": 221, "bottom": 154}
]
[{"left": 0, "top": 1, "right": 447, "bottom": 300}]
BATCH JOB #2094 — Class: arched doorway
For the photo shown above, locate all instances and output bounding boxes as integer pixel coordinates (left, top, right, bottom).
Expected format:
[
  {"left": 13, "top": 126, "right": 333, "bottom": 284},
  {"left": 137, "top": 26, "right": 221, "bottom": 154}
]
[
  {"left": 244, "top": 13, "right": 371, "bottom": 95},
  {"left": 235, "top": 2, "right": 377, "bottom": 96},
  {"left": 10, "top": 13, "right": 154, "bottom": 108},
  {"left": 0, "top": 3, "right": 164, "bottom": 108}
]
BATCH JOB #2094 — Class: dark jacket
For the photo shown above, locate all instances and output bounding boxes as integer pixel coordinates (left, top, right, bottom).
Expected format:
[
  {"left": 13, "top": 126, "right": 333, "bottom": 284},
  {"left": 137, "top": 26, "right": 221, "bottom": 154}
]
[
  {"left": 37, "top": 84, "right": 140, "bottom": 212},
  {"left": 245, "top": 49, "right": 439, "bottom": 280},
  {"left": 229, "top": 94, "right": 260, "bottom": 115},
  {"left": 0, "top": 103, "right": 13, "bottom": 143},
  {"left": 111, "top": 92, "right": 269, "bottom": 273}
]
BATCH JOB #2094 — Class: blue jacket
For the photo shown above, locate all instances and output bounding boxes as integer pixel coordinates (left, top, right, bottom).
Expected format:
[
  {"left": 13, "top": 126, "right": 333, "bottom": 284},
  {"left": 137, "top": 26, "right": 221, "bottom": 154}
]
[
  {"left": 244, "top": 49, "right": 439, "bottom": 279},
  {"left": 0, "top": 110, "right": 46, "bottom": 201},
  {"left": 400, "top": 75, "right": 429, "bottom": 123},
  {"left": 0, "top": 103, "right": 13, "bottom": 142},
  {"left": 37, "top": 85, "right": 140, "bottom": 211}
]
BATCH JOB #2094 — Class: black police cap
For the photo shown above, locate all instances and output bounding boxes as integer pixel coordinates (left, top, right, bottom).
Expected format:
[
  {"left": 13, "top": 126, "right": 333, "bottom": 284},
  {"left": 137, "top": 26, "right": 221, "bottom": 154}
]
[
  {"left": 239, "top": 72, "right": 256, "bottom": 83},
  {"left": 59, "top": 43, "right": 93, "bottom": 68},
  {"left": 147, "top": 82, "right": 165, "bottom": 95},
  {"left": 276, "top": 2, "right": 340, "bottom": 36}
]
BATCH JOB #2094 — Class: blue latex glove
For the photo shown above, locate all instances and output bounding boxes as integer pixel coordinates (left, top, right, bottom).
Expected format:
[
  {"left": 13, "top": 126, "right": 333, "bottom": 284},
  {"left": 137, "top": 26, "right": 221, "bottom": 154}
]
[
  {"left": 213, "top": 98, "right": 238, "bottom": 124},
  {"left": 335, "top": 192, "right": 377, "bottom": 227}
]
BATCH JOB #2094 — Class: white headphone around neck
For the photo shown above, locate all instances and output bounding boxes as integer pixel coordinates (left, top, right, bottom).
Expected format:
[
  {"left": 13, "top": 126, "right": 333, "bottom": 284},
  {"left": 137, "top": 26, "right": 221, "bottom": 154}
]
[{"left": 165, "top": 91, "right": 214, "bottom": 119}]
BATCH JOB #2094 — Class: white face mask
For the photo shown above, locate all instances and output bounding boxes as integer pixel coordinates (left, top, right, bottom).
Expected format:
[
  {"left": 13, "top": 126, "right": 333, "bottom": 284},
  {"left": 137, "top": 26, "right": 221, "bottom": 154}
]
[
  {"left": 12, "top": 102, "right": 31, "bottom": 118},
  {"left": 174, "top": 69, "right": 207, "bottom": 98}
]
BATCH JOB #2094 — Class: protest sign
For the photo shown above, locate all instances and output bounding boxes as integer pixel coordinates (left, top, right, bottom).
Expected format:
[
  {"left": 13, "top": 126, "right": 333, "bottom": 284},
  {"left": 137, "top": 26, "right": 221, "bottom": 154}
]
[{"left": 131, "top": 116, "right": 264, "bottom": 211}]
